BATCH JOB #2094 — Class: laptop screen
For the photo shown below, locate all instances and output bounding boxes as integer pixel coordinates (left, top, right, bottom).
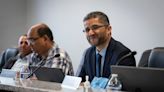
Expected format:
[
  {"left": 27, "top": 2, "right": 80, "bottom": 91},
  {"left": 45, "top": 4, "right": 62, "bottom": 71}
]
[
  {"left": 30, "top": 66, "right": 65, "bottom": 83},
  {"left": 111, "top": 65, "right": 164, "bottom": 92}
]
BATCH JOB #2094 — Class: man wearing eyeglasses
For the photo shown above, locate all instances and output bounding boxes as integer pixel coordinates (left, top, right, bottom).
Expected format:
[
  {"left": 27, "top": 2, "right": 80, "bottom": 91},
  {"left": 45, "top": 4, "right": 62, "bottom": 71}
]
[
  {"left": 76, "top": 11, "right": 136, "bottom": 82},
  {"left": 27, "top": 23, "right": 74, "bottom": 76}
]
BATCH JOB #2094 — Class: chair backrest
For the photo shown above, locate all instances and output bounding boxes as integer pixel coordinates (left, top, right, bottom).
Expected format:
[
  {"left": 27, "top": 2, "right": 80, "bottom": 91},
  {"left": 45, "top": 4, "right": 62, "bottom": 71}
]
[
  {"left": 148, "top": 47, "right": 164, "bottom": 68},
  {"left": 0, "top": 48, "right": 19, "bottom": 71},
  {"left": 138, "top": 49, "right": 152, "bottom": 67}
]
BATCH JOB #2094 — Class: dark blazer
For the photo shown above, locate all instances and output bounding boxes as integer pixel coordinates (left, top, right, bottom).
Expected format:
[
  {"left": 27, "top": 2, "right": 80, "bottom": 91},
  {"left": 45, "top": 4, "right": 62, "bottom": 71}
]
[{"left": 78, "top": 38, "right": 136, "bottom": 82}]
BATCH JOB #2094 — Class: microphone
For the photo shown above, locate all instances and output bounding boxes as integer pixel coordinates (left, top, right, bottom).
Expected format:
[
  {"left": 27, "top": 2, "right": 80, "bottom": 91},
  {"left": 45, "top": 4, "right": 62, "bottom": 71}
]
[
  {"left": 26, "top": 53, "right": 60, "bottom": 79},
  {"left": 116, "top": 51, "right": 137, "bottom": 65}
]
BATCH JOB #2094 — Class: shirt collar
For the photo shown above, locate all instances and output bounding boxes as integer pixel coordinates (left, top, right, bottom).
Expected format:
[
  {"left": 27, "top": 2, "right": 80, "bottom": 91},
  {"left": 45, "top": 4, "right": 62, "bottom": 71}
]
[
  {"left": 45, "top": 43, "right": 59, "bottom": 60},
  {"left": 32, "top": 43, "right": 59, "bottom": 60},
  {"left": 17, "top": 53, "right": 31, "bottom": 61},
  {"left": 96, "top": 47, "right": 107, "bottom": 57}
]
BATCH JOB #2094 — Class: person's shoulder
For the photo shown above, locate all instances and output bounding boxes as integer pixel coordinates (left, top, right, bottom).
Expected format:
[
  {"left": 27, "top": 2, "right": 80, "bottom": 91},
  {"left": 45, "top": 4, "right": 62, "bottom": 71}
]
[
  {"left": 30, "top": 52, "right": 37, "bottom": 57},
  {"left": 54, "top": 47, "right": 68, "bottom": 54},
  {"left": 52, "top": 47, "right": 72, "bottom": 60},
  {"left": 113, "top": 38, "right": 130, "bottom": 51},
  {"left": 109, "top": 38, "right": 131, "bottom": 57},
  {"left": 85, "top": 46, "right": 95, "bottom": 52},
  {"left": 53, "top": 44, "right": 66, "bottom": 53}
]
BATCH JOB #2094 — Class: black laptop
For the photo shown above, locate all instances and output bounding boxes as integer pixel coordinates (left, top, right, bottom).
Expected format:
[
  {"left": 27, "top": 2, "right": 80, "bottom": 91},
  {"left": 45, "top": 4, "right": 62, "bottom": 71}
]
[
  {"left": 30, "top": 66, "right": 65, "bottom": 83},
  {"left": 111, "top": 65, "right": 164, "bottom": 92}
]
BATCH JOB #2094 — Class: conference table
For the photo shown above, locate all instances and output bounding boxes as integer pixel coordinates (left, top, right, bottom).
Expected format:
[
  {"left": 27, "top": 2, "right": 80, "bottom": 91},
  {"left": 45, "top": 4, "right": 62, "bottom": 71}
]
[{"left": 0, "top": 76, "right": 124, "bottom": 92}]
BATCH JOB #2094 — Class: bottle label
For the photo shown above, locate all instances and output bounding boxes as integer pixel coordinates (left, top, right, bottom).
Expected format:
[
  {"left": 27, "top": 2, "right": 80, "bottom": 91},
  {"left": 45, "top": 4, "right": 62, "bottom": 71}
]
[
  {"left": 20, "top": 72, "right": 30, "bottom": 79},
  {"left": 20, "top": 65, "right": 30, "bottom": 79}
]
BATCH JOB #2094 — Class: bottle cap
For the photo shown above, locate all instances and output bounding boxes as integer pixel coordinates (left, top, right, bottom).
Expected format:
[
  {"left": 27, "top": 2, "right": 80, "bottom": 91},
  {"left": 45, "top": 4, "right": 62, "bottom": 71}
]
[
  {"left": 112, "top": 74, "right": 118, "bottom": 77},
  {"left": 86, "top": 75, "right": 89, "bottom": 81}
]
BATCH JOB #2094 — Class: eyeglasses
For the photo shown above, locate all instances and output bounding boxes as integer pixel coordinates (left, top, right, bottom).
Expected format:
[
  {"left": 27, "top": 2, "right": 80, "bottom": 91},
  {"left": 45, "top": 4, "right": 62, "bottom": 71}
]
[
  {"left": 83, "top": 24, "right": 108, "bottom": 33},
  {"left": 27, "top": 37, "right": 41, "bottom": 44}
]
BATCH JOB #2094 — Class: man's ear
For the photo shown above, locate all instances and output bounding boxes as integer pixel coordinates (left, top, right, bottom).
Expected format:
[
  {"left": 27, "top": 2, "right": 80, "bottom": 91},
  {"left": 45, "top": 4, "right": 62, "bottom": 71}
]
[
  {"left": 107, "top": 25, "right": 112, "bottom": 35},
  {"left": 43, "top": 35, "right": 49, "bottom": 41}
]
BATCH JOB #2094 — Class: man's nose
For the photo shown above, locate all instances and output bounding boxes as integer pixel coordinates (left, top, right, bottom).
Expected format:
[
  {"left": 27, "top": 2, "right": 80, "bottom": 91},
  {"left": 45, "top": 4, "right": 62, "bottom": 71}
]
[{"left": 87, "top": 29, "right": 95, "bottom": 35}]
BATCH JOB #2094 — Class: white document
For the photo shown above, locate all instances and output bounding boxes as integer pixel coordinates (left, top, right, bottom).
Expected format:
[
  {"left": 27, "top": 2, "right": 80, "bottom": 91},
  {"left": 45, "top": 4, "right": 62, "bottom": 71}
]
[
  {"left": 0, "top": 69, "right": 17, "bottom": 78},
  {"left": 61, "top": 75, "right": 82, "bottom": 90}
]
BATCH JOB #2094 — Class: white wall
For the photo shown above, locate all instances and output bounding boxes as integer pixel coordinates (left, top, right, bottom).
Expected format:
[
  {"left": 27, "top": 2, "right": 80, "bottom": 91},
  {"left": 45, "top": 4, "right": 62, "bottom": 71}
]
[
  {"left": 0, "top": 0, "right": 27, "bottom": 52},
  {"left": 1, "top": 0, "right": 164, "bottom": 73},
  {"left": 26, "top": 0, "right": 164, "bottom": 72}
]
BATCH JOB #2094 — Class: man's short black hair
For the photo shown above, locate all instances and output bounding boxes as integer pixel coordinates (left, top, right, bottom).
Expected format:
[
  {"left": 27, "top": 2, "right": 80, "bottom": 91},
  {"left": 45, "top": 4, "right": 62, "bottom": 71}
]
[
  {"left": 83, "top": 11, "right": 110, "bottom": 25},
  {"left": 37, "top": 24, "right": 54, "bottom": 41}
]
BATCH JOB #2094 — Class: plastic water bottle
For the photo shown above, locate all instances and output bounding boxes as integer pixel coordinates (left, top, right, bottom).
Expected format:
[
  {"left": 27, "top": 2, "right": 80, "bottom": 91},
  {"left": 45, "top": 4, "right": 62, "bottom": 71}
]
[
  {"left": 20, "top": 65, "right": 30, "bottom": 79},
  {"left": 107, "top": 74, "right": 122, "bottom": 90}
]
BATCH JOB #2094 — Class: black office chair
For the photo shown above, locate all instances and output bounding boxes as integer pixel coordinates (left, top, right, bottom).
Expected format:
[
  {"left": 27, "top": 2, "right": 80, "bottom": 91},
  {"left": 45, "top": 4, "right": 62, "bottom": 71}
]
[
  {"left": 148, "top": 47, "right": 164, "bottom": 68},
  {"left": 0, "top": 48, "right": 19, "bottom": 71},
  {"left": 138, "top": 49, "right": 152, "bottom": 67}
]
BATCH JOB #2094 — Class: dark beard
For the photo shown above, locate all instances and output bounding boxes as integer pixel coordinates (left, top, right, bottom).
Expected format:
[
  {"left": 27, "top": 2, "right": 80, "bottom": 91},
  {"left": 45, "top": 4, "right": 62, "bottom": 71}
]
[{"left": 87, "top": 36, "right": 107, "bottom": 46}]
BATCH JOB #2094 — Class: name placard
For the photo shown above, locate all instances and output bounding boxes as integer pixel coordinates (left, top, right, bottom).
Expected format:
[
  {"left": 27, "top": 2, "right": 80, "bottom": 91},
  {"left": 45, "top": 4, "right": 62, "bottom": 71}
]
[{"left": 61, "top": 75, "right": 82, "bottom": 90}]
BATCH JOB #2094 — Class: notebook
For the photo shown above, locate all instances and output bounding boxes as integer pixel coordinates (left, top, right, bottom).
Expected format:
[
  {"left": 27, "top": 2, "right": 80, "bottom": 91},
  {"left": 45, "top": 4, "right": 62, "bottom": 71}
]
[
  {"left": 111, "top": 65, "right": 164, "bottom": 92},
  {"left": 30, "top": 66, "right": 65, "bottom": 83}
]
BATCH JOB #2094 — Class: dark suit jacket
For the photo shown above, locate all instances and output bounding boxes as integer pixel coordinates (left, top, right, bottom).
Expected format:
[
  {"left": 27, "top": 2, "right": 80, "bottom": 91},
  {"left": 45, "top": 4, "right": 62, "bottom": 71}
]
[{"left": 78, "top": 38, "right": 136, "bottom": 82}]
